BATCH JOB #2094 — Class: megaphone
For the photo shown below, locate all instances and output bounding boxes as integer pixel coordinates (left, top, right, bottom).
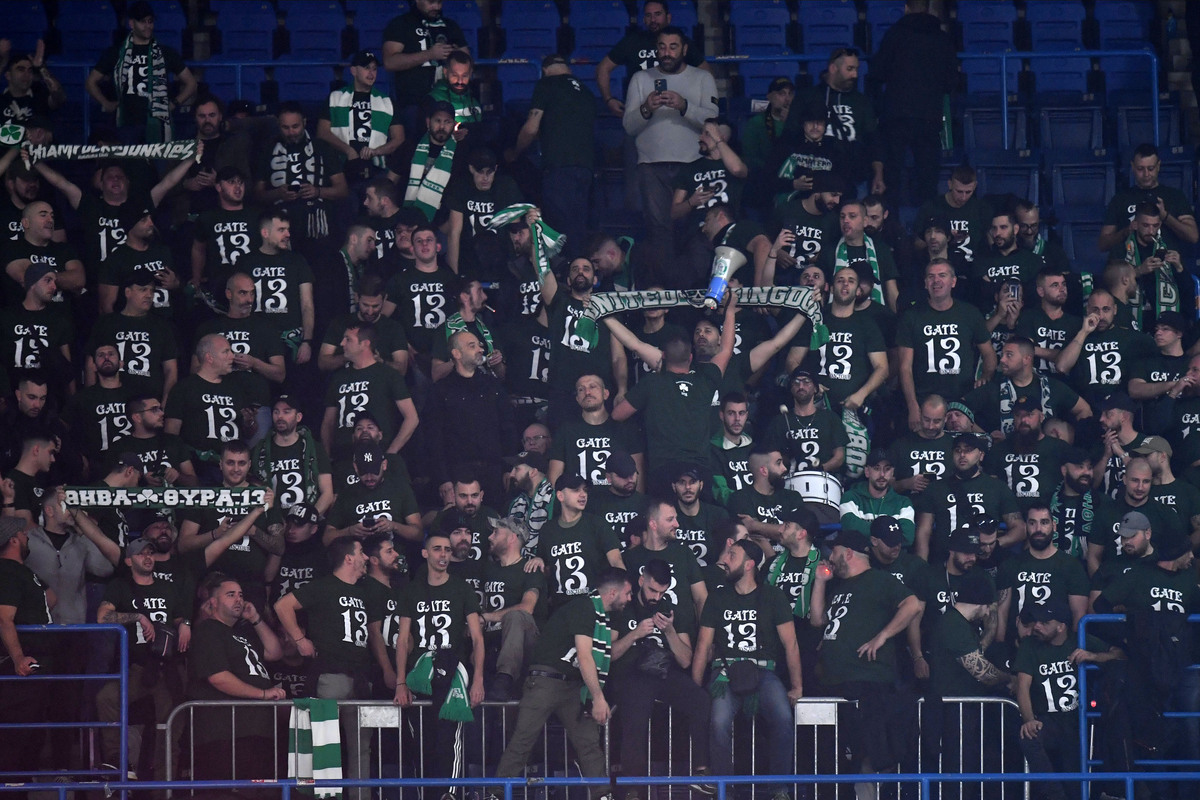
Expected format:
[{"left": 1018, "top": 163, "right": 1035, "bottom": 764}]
[{"left": 703, "top": 245, "right": 747, "bottom": 309}]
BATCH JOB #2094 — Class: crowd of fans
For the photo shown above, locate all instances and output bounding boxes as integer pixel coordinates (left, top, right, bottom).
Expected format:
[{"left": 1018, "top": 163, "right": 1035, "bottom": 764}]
[{"left": 0, "top": 1, "right": 1198, "bottom": 799}]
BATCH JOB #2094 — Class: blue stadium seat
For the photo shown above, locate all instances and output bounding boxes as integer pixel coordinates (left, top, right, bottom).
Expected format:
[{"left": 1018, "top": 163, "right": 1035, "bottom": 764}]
[
  {"left": 731, "top": 1, "right": 793, "bottom": 56},
  {"left": 1031, "top": 57, "right": 1092, "bottom": 97},
  {"left": 956, "top": 1, "right": 1017, "bottom": 53},
  {"left": 864, "top": 0, "right": 904, "bottom": 53},
  {"left": 1051, "top": 160, "right": 1116, "bottom": 207},
  {"left": 1024, "top": 1, "right": 1086, "bottom": 51},
  {"left": 442, "top": 1, "right": 482, "bottom": 54},
  {"left": 976, "top": 151, "right": 1040, "bottom": 204},
  {"left": 1118, "top": 104, "right": 1182, "bottom": 150},
  {"left": 962, "top": 107, "right": 1028, "bottom": 151},
  {"left": 960, "top": 58, "right": 1020, "bottom": 97},
  {"left": 570, "top": 1, "right": 630, "bottom": 61},
  {"left": 1039, "top": 106, "right": 1103, "bottom": 151},
  {"left": 799, "top": 1, "right": 858, "bottom": 54},
  {"left": 55, "top": 0, "right": 119, "bottom": 60},
  {"left": 280, "top": 1, "right": 344, "bottom": 60},
  {"left": 1094, "top": 0, "right": 1153, "bottom": 50},
  {"left": 148, "top": 1, "right": 186, "bottom": 52},
  {"left": 1059, "top": 216, "right": 1107, "bottom": 275},
  {"left": 345, "top": 1, "right": 408, "bottom": 52},
  {"left": 273, "top": 65, "right": 338, "bottom": 108},
  {"left": 497, "top": 63, "right": 540, "bottom": 104},
  {"left": 7, "top": 2, "right": 48, "bottom": 53},
  {"left": 500, "top": 1, "right": 559, "bottom": 59},
  {"left": 739, "top": 61, "right": 800, "bottom": 98},
  {"left": 210, "top": 0, "right": 277, "bottom": 60},
  {"left": 668, "top": 1, "right": 699, "bottom": 37},
  {"left": 1156, "top": 152, "right": 1196, "bottom": 207},
  {"left": 1099, "top": 55, "right": 1157, "bottom": 103}
]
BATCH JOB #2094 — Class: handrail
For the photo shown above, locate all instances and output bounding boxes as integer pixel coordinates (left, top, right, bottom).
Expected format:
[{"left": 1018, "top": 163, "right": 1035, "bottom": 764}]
[
  {"left": 43, "top": 47, "right": 1160, "bottom": 148},
  {"left": 0, "top": 624, "right": 129, "bottom": 785},
  {"left": 1077, "top": 611, "right": 1200, "bottom": 799}
]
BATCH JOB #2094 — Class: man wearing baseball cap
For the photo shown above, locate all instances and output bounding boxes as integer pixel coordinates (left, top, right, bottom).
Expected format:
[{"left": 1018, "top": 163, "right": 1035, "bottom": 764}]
[
  {"left": 273, "top": 502, "right": 328, "bottom": 600},
  {"left": 318, "top": 49, "right": 404, "bottom": 183},
  {"left": 1087, "top": 457, "right": 1188, "bottom": 579},
  {"left": 984, "top": 393, "right": 1074, "bottom": 512},
  {"left": 811, "top": 526, "right": 922, "bottom": 785},
  {"left": 764, "top": 365, "right": 847, "bottom": 477},
  {"left": 1048, "top": 446, "right": 1114, "bottom": 567},
  {"left": 840, "top": 449, "right": 915, "bottom": 547},
  {"left": 585, "top": 450, "right": 646, "bottom": 543},
  {"left": 95, "top": 535, "right": 187, "bottom": 778},
  {"left": 914, "top": 433, "right": 1023, "bottom": 561},
  {"left": 326, "top": 440, "right": 421, "bottom": 545},
  {"left": 191, "top": 164, "right": 260, "bottom": 298},
  {"left": 532, "top": 473, "right": 623, "bottom": 610},
  {"left": 670, "top": 461, "right": 727, "bottom": 568},
  {"left": 251, "top": 393, "right": 334, "bottom": 517},
  {"left": 1015, "top": 594, "right": 1121, "bottom": 800}
]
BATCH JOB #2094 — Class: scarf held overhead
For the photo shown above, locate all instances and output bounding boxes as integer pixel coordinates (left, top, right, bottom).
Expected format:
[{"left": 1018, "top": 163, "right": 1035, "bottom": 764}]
[{"left": 488, "top": 203, "right": 566, "bottom": 284}]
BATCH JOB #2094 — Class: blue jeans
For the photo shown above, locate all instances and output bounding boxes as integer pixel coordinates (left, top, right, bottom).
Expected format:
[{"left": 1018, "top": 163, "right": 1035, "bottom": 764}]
[{"left": 709, "top": 668, "right": 794, "bottom": 794}]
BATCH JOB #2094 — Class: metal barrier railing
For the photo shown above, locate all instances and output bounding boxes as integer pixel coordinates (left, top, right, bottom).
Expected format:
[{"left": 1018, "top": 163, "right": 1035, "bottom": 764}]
[
  {"left": 0, "top": 624, "right": 129, "bottom": 780},
  {"left": 1078, "top": 612, "right": 1200, "bottom": 795},
  {"left": 0, "top": 770, "right": 1197, "bottom": 800},
  {"left": 166, "top": 694, "right": 1026, "bottom": 799},
  {"left": 44, "top": 48, "right": 1161, "bottom": 148}
]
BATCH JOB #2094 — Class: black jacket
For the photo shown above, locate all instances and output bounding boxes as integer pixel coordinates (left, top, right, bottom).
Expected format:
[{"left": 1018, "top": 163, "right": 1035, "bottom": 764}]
[{"left": 871, "top": 12, "right": 958, "bottom": 122}]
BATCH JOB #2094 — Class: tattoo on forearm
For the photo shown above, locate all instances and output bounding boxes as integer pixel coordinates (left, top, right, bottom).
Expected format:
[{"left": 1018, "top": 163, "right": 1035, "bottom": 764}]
[{"left": 959, "top": 650, "right": 1010, "bottom": 686}]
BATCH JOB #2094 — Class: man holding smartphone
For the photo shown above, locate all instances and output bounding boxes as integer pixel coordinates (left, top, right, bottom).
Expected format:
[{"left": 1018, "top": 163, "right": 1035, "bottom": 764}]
[{"left": 623, "top": 26, "right": 719, "bottom": 270}]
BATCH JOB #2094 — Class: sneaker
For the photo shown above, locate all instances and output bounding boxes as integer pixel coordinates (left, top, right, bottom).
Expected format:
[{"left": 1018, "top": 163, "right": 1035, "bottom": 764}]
[
  {"left": 100, "top": 763, "right": 137, "bottom": 781},
  {"left": 689, "top": 767, "right": 717, "bottom": 796},
  {"left": 489, "top": 673, "right": 515, "bottom": 703}
]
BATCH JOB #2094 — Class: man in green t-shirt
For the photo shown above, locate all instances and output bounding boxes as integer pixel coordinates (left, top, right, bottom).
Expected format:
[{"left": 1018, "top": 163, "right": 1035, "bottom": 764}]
[
  {"left": 810, "top": 529, "right": 922, "bottom": 786},
  {"left": 274, "top": 538, "right": 375, "bottom": 800},
  {"left": 394, "top": 530, "right": 485, "bottom": 797},
  {"left": 495, "top": 568, "right": 633, "bottom": 799},
  {"left": 482, "top": 515, "right": 544, "bottom": 701},
  {"left": 693, "top": 539, "right": 802, "bottom": 799},
  {"left": 1015, "top": 597, "right": 1123, "bottom": 800}
]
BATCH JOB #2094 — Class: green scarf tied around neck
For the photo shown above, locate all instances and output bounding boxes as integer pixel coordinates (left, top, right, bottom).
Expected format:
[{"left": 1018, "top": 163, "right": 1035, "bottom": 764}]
[
  {"left": 580, "top": 594, "right": 613, "bottom": 704},
  {"left": 1124, "top": 228, "right": 1179, "bottom": 328},
  {"left": 407, "top": 650, "right": 475, "bottom": 722}
]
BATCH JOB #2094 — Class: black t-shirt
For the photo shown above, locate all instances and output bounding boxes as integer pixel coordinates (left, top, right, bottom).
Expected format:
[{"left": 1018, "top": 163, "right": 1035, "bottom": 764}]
[
  {"left": 0, "top": 85, "right": 52, "bottom": 126},
  {"left": 92, "top": 41, "right": 187, "bottom": 121},
  {"left": 382, "top": 10, "right": 468, "bottom": 103}
]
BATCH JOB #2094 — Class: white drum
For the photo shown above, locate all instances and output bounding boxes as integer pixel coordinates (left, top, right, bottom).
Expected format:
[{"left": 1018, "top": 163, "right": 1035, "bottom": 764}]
[{"left": 785, "top": 470, "right": 843, "bottom": 526}]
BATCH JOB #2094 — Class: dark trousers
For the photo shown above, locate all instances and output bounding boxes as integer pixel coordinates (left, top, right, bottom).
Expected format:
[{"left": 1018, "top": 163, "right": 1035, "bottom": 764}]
[
  {"left": 882, "top": 116, "right": 943, "bottom": 207},
  {"left": 1018, "top": 713, "right": 1079, "bottom": 800},
  {"left": 612, "top": 665, "right": 712, "bottom": 777},
  {"left": 542, "top": 165, "right": 594, "bottom": 261}
]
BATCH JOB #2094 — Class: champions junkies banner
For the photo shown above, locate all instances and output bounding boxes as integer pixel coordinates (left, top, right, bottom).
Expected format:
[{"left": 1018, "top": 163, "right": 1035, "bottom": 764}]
[
  {"left": 21, "top": 139, "right": 199, "bottom": 164},
  {"left": 64, "top": 485, "right": 268, "bottom": 510}
]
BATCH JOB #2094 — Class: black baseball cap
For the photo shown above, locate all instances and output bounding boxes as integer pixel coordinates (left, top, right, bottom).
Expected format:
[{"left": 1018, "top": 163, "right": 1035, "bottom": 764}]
[
  {"left": 215, "top": 165, "right": 246, "bottom": 183},
  {"left": 1098, "top": 392, "right": 1136, "bottom": 414},
  {"left": 351, "top": 49, "right": 379, "bottom": 68},
  {"left": 768, "top": 76, "right": 795, "bottom": 93},
  {"left": 1156, "top": 311, "right": 1188, "bottom": 333},
  {"left": 948, "top": 525, "right": 981, "bottom": 555},
  {"left": 468, "top": 147, "right": 498, "bottom": 171},
  {"left": 128, "top": 1, "right": 154, "bottom": 20},
  {"left": 865, "top": 449, "right": 892, "bottom": 468},
  {"left": 869, "top": 515, "right": 904, "bottom": 547},
  {"left": 554, "top": 473, "right": 589, "bottom": 492},
  {"left": 286, "top": 502, "right": 321, "bottom": 525},
  {"left": 353, "top": 441, "right": 385, "bottom": 475},
  {"left": 780, "top": 506, "right": 819, "bottom": 533},
  {"left": 1020, "top": 595, "right": 1071, "bottom": 625},
  {"left": 1062, "top": 446, "right": 1092, "bottom": 465},
  {"left": 832, "top": 528, "right": 870, "bottom": 555},
  {"left": 504, "top": 452, "right": 549, "bottom": 474},
  {"left": 605, "top": 450, "right": 637, "bottom": 479},
  {"left": 952, "top": 433, "right": 988, "bottom": 452}
]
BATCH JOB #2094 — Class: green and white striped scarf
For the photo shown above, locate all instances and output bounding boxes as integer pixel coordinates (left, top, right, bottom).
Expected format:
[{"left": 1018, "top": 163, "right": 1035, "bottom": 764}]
[
  {"left": 834, "top": 235, "right": 884, "bottom": 305},
  {"left": 488, "top": 203, "right": 566, "bottom": 284},
  {"left": 404, "top": 135, "right": 457, "bottom": 221},
  {"left": 581, "top": 593, "right": 612, "bottom": 704},
  {"left": 327, "top": 86, "right": 393, "bottom": 168},
  {"left": 445, "top": 312, "right": 494, "bottom": 354},
  {"left": 408, "top": 650, "right": 475, "bottom": 722},
  {"left": 1124, "top": 229, "right": 1179, "bottom": 326},
  {"left": 114, "top": 34, "right": 171, "bottom": 143},
  {"left": 767, "top": 547, "right": 820, "bottom": 618},
  {"left": 288, "top": 698, "right": 342, "bottom": 798}
]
